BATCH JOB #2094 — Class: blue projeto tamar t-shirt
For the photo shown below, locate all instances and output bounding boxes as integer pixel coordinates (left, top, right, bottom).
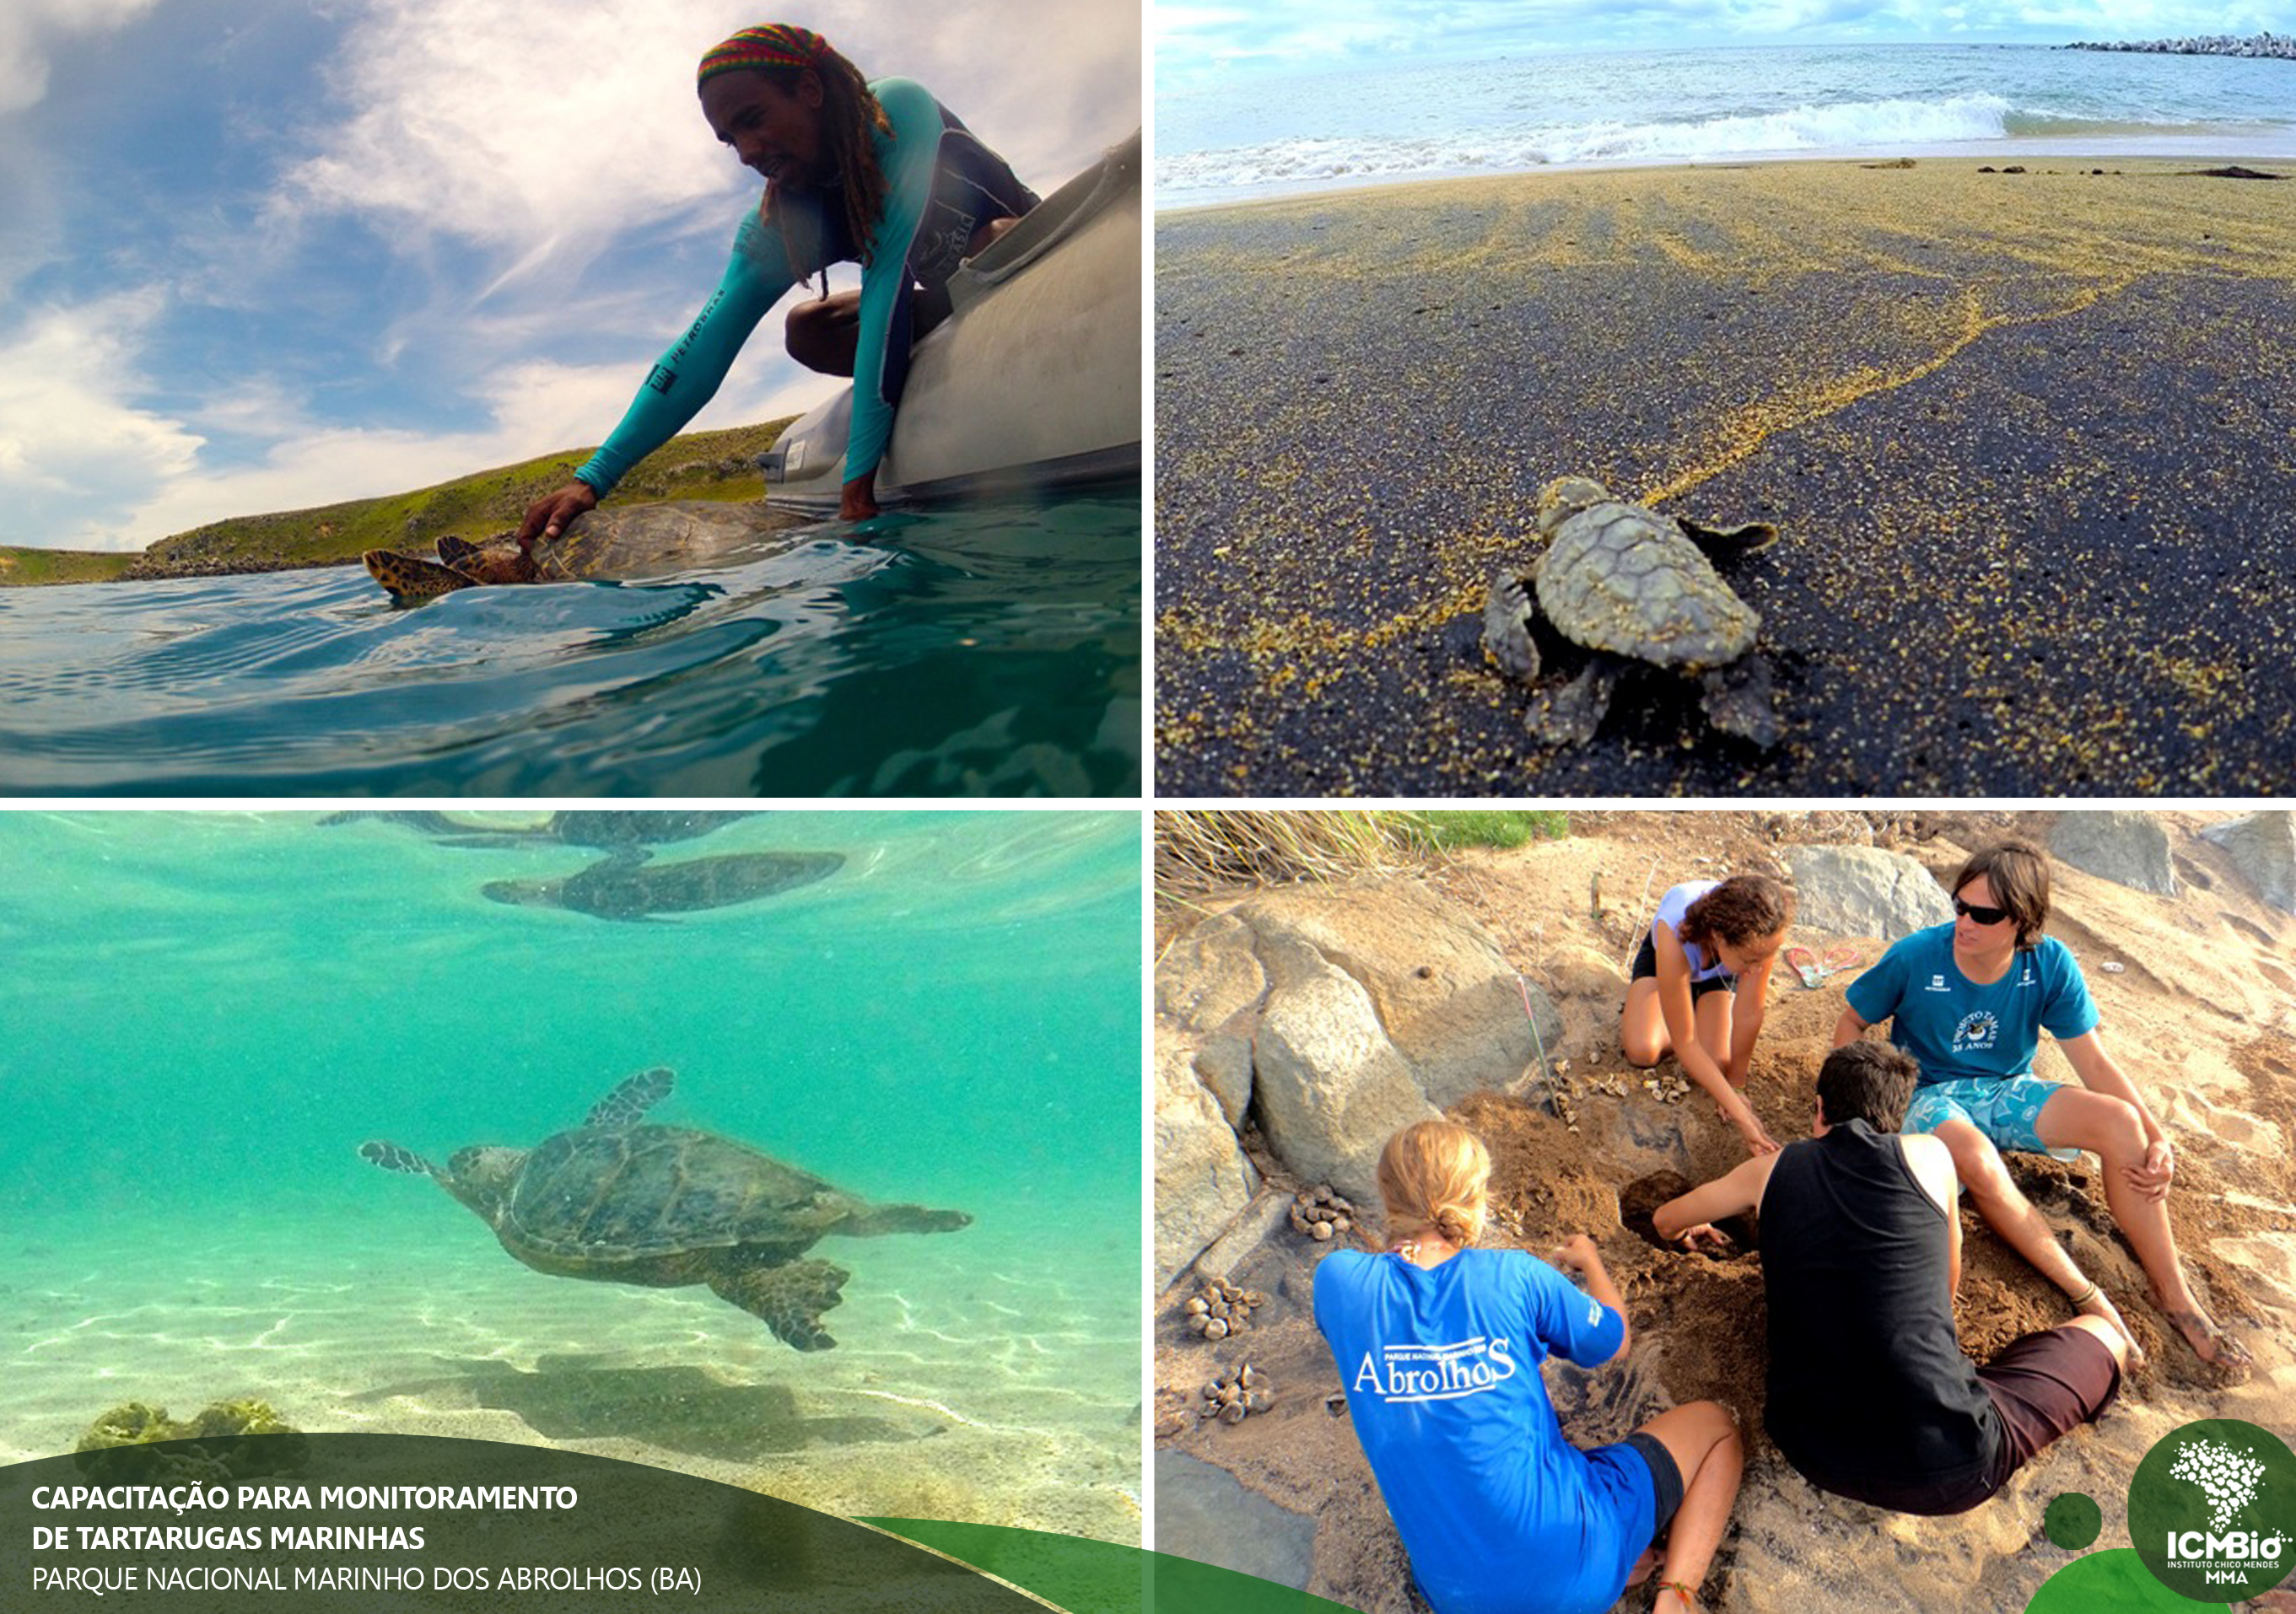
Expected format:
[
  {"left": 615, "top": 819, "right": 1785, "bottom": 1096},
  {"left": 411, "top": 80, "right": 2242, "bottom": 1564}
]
[
  {"left": 1844, "top": 923, "right": 2099, "bottom": 1084},
  {"left": 1312, "top": 1247, "right": 1643, "bottom": 1614}
]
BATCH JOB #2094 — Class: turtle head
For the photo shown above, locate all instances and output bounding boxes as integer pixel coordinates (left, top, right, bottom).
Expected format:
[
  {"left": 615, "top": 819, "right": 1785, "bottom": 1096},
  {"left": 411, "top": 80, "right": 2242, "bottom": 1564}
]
[
  {"left": 441, "top": 1146, "right": 528, "bottom": 1221},
  {"left": 480, "top": 878, "right": 556, "bottom": 910},
  {"left": 1535, "top": 476, "right": 1614, "bottom": 536}
]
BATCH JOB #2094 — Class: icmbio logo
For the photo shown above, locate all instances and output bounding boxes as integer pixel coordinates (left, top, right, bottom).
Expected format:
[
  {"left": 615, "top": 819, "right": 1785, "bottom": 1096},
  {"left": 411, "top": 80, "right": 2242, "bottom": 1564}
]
[{"left": 2130, "top": 1420, "right": 2296, "bottom": 1602}]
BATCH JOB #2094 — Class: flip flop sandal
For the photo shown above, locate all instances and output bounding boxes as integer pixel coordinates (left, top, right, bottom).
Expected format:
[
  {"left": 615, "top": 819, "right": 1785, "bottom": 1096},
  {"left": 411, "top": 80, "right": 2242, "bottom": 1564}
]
[
  {"left": 1823, "top": 942, "right": 1864, "bottom": 971},
  {"left": 1783, "top": 946, "right": 1824, "bottom": 989}
]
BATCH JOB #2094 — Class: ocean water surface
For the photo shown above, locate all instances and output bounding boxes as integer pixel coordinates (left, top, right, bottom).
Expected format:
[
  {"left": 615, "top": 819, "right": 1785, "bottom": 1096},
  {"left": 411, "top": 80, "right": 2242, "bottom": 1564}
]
[
  {"left": 0, "top": 490, "right": 1140, "bottom": 796},
  {"left": 0, "top": 810, "right": 1143, "bottom": 1540},
  {"left": 1159, "top": 42, "right": 2296, "bottom": 206}
]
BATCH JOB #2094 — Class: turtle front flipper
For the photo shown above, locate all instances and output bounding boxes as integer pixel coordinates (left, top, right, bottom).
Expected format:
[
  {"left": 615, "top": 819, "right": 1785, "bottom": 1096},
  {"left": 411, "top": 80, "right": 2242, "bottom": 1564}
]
[
  {"left": 1482, "top": 571, "right": 1542, "bottom": 681},
  {"left": 709, "top": 1258, "right": 850, "bottom": 1351},
  {"left": 364, "top": 549, "right": 477, "bottom": 602},
  {"left": 1528, "top": 659, "right": 1626, "bottom": 745},
  {"left": 1676, "top": 517, "right": 1778, "bottom": 564},
  {"left": 585, "top": 1067, "right": 675, "bottom": 1131},
  {"left": 1701, "top": 657, "right": 1781, "bottom": 747},
  {"left": 359, "top": 1140, "right": 443, "bottom": 1180},
  {"left": 838, "top": 1203, "right": 973, "bottom": 1238}
]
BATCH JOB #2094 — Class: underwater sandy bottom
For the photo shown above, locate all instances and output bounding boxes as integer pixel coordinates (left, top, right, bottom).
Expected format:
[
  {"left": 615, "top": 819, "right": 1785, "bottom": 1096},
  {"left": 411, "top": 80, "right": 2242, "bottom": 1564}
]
[{"left": 0, "top": 1202, "right": 1141, "bottom": 1546}]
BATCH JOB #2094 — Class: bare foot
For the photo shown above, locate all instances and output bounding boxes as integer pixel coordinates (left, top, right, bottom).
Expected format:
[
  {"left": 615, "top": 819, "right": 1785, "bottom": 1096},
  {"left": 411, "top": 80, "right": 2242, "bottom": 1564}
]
[
  {"left": 2072, "top": 1286, "right": 2148, "bottom": 1373},
  {"left": 2161, "top": 1303, "right": 2253, "bottom": 1376}
]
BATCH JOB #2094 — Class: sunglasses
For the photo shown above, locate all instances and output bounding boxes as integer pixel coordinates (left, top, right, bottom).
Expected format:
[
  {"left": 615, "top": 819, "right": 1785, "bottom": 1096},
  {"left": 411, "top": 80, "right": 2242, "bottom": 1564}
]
[{"left": 1952, "top": 896, "right": 2010, "bottom": 926}]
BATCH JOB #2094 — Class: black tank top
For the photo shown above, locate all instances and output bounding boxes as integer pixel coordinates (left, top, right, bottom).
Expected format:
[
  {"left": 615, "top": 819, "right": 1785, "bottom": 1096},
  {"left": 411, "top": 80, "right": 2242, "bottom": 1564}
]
[{"left": 1761, "top": 1121, "right": 2002, "bottom": 1503}]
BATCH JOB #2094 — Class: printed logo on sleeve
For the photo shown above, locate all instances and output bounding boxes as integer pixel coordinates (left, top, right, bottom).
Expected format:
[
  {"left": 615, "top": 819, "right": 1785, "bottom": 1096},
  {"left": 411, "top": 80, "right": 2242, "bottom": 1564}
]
[{"left": 1354, "top": 1336, "right": 1520, "bottom": 1404}]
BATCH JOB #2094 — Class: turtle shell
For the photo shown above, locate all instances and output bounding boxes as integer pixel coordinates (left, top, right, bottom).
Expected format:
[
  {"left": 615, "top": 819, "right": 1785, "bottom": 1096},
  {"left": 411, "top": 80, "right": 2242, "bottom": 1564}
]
[
  {"left": 1533, "top": 502, "right": 1760, "bottom": 671},
  {"left": 501, "top": 1125, "right": 859, "bottom": 1264}
]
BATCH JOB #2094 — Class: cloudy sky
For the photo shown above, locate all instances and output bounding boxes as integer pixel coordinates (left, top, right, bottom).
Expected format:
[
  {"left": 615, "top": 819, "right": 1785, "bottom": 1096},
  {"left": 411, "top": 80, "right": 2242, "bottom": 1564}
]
[
  {"left": 1156, "top": 1, "right": 2295, "bottom": 85},
  {"left": 1, "top": 0, "right": 1139, "bottom": 551}
]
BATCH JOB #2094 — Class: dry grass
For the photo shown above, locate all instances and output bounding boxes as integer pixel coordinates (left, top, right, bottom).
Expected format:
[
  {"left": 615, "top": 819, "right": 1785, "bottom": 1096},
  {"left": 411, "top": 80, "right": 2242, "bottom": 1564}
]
[{"left": 1152, "top": 810, "right": 1444, "bottom": 906}]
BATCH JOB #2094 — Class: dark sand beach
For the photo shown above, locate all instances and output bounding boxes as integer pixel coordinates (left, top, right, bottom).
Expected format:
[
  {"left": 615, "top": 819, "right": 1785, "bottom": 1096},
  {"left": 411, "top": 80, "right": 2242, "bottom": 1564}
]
[{"left": 1155, "top": 158, "right": 2296, "bottom": 795}]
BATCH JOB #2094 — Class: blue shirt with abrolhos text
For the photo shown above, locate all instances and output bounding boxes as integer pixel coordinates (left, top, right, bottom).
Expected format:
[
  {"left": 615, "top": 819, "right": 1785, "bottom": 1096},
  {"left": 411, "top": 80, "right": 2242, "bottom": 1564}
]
[
  {"left": 1312, "top": 1246, "right": 1646, "bottom": 1614},
  {"left": 1844, "top": 924, "right": 2099, "bottom": 1084}
]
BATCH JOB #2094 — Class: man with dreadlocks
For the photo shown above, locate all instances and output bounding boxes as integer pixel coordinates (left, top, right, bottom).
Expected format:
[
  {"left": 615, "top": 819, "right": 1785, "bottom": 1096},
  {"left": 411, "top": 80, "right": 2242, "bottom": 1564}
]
[{"left": 519, "top": 24, "right": 1038, "bottom": 530}]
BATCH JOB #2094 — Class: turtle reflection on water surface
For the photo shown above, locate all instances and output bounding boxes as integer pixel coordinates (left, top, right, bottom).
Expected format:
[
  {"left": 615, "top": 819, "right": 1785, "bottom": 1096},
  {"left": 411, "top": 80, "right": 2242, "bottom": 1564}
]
[{"left": 360, "top": 1068, "right": 969, "bottom": 1350}]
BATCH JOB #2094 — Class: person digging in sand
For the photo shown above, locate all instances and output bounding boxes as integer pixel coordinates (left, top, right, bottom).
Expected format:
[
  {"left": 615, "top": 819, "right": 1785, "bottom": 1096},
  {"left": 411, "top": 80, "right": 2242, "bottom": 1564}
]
[
  {"left": 1833, "top": 839, "right": 2249, "bottom": 1372},
  {"left": 1621, "top": 873, "right": 1794, "bottom": 1157},
  {"left": 1655, "top": 1041, "right": 2131, "bottom": 1513},
  {"left": 1314, "top": 1121, "right": 1744, "bottom": 1614}
]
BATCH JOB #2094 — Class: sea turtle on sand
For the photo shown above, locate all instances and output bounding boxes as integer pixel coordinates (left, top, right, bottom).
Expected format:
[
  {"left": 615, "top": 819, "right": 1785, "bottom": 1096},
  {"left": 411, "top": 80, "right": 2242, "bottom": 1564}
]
[
  {"left": 362, "top": 501, "right": 809, "bottom": 602},
  {"left": 1482, "top": 475, "right": 1781, "bottom": 746},
  {"left": 359, "top": 1068, "right": 969, "bottom": 1350}
]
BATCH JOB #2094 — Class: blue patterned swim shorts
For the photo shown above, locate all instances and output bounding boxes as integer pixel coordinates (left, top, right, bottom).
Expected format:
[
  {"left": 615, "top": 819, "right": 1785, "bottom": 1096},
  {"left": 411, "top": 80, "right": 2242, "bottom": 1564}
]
[{"left": 1904, "top": 1076, "right": 2081, "bottom": 1162}]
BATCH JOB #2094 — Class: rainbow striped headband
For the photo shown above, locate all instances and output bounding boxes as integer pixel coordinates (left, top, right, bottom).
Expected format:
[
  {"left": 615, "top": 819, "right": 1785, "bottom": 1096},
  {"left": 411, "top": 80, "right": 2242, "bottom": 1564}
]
[{"left": 697, "top": 24, "right": 828, "bottom": 86}]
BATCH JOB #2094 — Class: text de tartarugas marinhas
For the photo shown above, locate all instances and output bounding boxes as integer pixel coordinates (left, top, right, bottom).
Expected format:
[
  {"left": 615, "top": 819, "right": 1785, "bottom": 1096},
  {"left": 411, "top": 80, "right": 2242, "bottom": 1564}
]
[{"left": 27, "top": 1483, "right": 702, "bottom": 1595}]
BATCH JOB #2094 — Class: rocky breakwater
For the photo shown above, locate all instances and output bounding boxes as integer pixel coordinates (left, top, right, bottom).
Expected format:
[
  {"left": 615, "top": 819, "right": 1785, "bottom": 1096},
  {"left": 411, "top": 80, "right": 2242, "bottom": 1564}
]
[{"left": 2065, "top": 32, "right": 2295, "bottom": 58}]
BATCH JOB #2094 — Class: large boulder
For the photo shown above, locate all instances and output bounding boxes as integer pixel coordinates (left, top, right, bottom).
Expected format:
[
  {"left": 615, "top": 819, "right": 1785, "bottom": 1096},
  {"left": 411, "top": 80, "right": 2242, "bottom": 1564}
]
[
  {"left": 1154, "top": 1040, "right": 1261, "bottom": 1294},
  {"left": 2050, "top": 811, "right": 2177, "bottom": 896},
  {"left": 1253, "top": 937, "right": 1443, "bottom": 1207},
  {"left": 1151, "top": 879, "right": 1560, "bottom": 1283},
  {"left": 1781, "top": 844, "right": 1953, "bottom": 940},
  {"left": 2201, "top": 811, "right": 2296, "bottom": 915},
  {"left": 1226, "top": 882, "right": 1560, "bottom": 1106},
  {"left": 1158, "top": 913, "right": 1268, "bottom": 1127}
]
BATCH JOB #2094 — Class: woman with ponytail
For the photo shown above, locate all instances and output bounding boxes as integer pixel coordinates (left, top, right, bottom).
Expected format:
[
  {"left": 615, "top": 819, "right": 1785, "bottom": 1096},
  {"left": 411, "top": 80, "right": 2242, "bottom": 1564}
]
[
  {"left": 1313, "top": 1122, "right": 1745, "bottom": 1614},
  {"left": 1620, "top": 872, "right": 1795, "bottom": 1157},
  {"left": 520, "top": 24, "right": 1037, "bottom": 531}
]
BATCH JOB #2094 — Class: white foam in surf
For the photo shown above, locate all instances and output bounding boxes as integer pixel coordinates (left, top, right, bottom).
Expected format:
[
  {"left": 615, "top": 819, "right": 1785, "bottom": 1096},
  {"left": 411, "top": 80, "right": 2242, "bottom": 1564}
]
[{"left": 1160, "top": 92, "right": 2024, "bottom": 195}]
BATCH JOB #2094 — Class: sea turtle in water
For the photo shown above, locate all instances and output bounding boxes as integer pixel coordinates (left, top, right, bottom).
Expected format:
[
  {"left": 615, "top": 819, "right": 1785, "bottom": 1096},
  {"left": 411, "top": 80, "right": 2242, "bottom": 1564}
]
[
  {"left": 1482, "top": 475, "right": 1781, "bottom": 746},
  {"left": 481, "top": 848, "right": 846, "bottom": 921},
  {"left": 359, "top": 1068, "right": 969, "bottom": 1350},
  {"left": 363, "top": 501, "right": 808, "bottom": 602},
  {"left": 364, "top": 531, "right": 550, "bottom": 599},
  {"left": 321, "top": 810, "right": 757, "bottom": 850}
]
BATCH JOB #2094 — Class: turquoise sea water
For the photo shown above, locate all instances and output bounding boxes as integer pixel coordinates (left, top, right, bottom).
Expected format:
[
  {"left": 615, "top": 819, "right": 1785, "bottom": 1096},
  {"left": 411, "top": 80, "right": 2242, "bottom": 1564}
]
[
  {"left": 0, "top": 811, "right": 1143, "bottom": 1534},
  {"left": 1159, "top": 42, "right": 2296, "bottom": 205},
  {"left": 0, "top": 490, "right": 1140, "bottom": 796}
]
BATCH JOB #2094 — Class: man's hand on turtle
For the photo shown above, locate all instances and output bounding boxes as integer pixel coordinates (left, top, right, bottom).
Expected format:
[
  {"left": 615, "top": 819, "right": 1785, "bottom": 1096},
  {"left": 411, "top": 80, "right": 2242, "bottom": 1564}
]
[{"left": 518, "top": 482, "right": 599, "bottom": 549}]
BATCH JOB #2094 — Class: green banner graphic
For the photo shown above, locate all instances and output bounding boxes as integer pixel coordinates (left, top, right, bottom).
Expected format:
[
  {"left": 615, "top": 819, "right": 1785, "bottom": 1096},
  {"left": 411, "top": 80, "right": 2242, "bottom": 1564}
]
[
  {"left": 3, "top": 1432, "right": 1049, "bottom": 1611},
  {"left": 865, "top": 1519, "right": 1366, "bottom": 1614}
]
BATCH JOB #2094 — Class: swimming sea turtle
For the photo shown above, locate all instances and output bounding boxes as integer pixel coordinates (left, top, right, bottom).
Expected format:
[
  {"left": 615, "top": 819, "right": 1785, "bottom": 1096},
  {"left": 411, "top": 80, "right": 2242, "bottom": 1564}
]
[
  {"left": 481, "top": 848, "right": 846, "bottom": 920},
  {"left": 362, "top": 501, "right": 809, "bottom": 603},
  {"left": 358, "top": 1068, "right": 969, "bottom": 1349},
  {"left": 321, "top": 810, "right": 758, "bottom": 850},
  {"left": 1482, "top": 475, "right": 1781, "bottom": 746},
  {"left": 364, "top": 532, "right": 546, "bottom": 600}
]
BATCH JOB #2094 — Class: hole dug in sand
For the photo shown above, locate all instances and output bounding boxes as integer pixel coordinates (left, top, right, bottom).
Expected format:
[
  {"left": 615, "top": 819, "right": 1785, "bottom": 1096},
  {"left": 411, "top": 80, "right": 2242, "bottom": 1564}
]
[{"left": 1620, "top": 1169, "right": 1758, "bottom": 1261}]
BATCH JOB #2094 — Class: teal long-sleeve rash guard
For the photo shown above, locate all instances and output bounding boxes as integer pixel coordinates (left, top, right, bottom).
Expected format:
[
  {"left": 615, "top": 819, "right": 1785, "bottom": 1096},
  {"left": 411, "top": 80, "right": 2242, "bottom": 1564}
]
[{"left": 574, "top": 78, "right": 966, "bottom": 499}]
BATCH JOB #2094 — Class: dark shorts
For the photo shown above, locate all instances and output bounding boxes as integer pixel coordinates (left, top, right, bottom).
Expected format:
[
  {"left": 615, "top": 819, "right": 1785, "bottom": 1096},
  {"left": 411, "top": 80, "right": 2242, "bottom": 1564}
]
[
  {"left": 1622, "top": 1429, "right": 1685, "bottom": 1537},
  {"left": 1630, "top": 932, "right": 1737, "bottom": 1001},
  {"left": 1978, "top": 1322, "right": 2123, "bottom": 1488},
  {"left": 1797, "top": 1324, "right": 2121, "bottom": 1515}
]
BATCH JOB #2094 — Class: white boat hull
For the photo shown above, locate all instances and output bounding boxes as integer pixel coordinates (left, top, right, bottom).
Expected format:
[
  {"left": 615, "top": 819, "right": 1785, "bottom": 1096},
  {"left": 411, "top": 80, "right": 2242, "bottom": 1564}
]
[{"left": 762, "top": 130, "right": 1142, "bottom": 512}]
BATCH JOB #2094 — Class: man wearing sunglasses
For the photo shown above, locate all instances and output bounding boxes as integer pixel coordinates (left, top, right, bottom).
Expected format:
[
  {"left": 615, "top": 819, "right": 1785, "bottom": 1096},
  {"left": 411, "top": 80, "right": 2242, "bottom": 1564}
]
[{"left": 1830, "top": 841, "right": 2249, "bottom": 1373}]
